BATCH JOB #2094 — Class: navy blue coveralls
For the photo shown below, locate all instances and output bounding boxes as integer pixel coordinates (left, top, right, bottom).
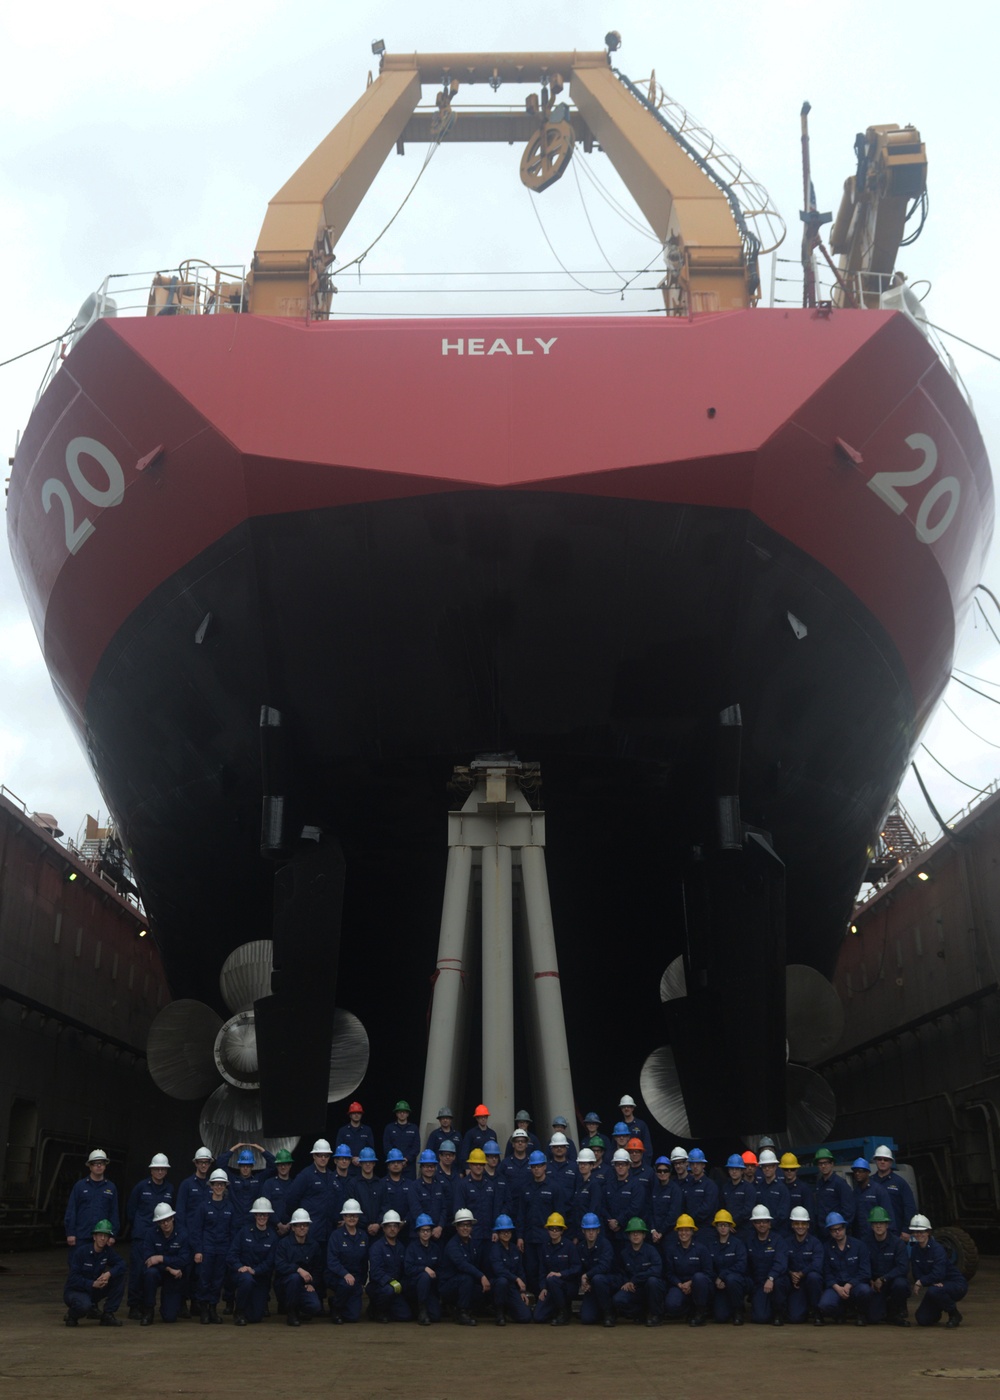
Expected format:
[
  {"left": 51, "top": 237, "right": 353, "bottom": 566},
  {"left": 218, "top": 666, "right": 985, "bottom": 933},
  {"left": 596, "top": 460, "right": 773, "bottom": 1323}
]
[
  {"left": 663, "top": 1237, "right": 712, "bottom": 1319},
  {"left": 745, "top": 1230, "right": 790, "bottom": 1323},
  {"left": 286, "top": 1165, "right": 338, "bottom": 1251},
  {"left": 517, "top": 1174, "right": 570, "bottom": 1292},
  {"left": 192, "top": 1198, "right": 239, "bottom": 1307},
  {"left": 603, "top": 1174, "right": 648, "bottom": 1255},
  {"left": 226, "top": 1220, "right": 278, "bottom": 1322},
  {"left": 813, "top": 1173, "right": 856, "bottom": 1237},
  {"left": 819, "top": 1235, "right": 873, "bottom": 1321},
  {"left": 334, "top": 1122, "right": 375, "bottom": 1163},
  {"left": 577, "top": 1236, "right": 619, "bottom": 1324},
  {"left": 873, "top": 1168, "right": 917, "bottom": 1237},
  {"left": 383, "top": 1120, "right": 421, "bottom": 1177},
  {"left": 64, "top": 1239, "right": 125, "bottom": 1320},
  {"left": 140, "top": 1223, "right": 191, "bottom": 1321},
  {"left": 851, "top": 1179, "right": 893, "bottom": 1238},
  {"left": 707, "top": 1234, "right": 749, "bottom": 1322},
  {"left": 722, "top": 1180, "right": 759, "bottom": 1240},
  {"left": 617, "top": 1239, "right": 667, "bottom": 1320},
  {"left": 367, "top": 1234, "right": 412, "bottom": 1319},
  {"left": 403, "top": 1235, "right": 444, "bottom": 1320},
  {"left": 326, "top": 1224, "right": 369, "bottom": 1321},
  {"left": 756, "top": 1178, "right": 792, "bottom": 1236},
  {"left": 275, "top": 1232, "right": 325, "bottom": 1319},
  {"left": 488, "top": 1238, "right": 532, "bottom": 1322},
  {"left": 911, "top": 1237, "right": 968, "bottom": 1326},
  {"left": 682, "top": 1173, "right": 721, "bottom": 1237},
  {"left": 216, "top": 1151, "right": 276, "bottom": 1224},
  {"left": 866, "top": 1229, "right": 912, "bottom": 1322},
  {"left": 533, "top": 1237, "right": 581, "bottom": 1323},
  {"left": 126, "top": 1177, "right": 174, "bottom": 1309},
  {"left": 65, "top": 1177, "right": 121, "bottom": 1254},
  {"left": 786, "top": 1231, "right": 825, "bottom": 1322},
  {"left": 439, "top": 1232, "right": 487, "bottom": 1313}
]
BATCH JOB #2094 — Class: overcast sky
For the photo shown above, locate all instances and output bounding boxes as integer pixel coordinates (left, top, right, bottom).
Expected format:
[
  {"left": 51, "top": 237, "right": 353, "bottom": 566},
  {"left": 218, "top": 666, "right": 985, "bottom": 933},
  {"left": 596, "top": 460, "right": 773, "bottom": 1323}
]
[{"left": 2, "top": 0, "right": 998, "bottom": 857}]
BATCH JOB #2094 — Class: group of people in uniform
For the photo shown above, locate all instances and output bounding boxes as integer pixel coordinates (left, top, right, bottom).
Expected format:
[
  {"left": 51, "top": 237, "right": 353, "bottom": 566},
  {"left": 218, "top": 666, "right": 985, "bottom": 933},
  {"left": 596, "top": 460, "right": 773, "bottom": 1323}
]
[{"left": 62, "top": 1095, "right": 970, "bottom": 1332}]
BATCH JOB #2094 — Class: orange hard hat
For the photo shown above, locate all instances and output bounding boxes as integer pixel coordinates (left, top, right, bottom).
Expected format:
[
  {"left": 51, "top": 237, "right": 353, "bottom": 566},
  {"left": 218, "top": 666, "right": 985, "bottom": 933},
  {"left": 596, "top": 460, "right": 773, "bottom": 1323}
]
[
  {"left": 474, "top": 1103, "right": 489, "bottom": 1118},
  {"left": 627, "top": 1138, "right": 644, "bottom": 1152},
  {"left": 741, "top": 1151, "right": 758, "bottom": 1166}
]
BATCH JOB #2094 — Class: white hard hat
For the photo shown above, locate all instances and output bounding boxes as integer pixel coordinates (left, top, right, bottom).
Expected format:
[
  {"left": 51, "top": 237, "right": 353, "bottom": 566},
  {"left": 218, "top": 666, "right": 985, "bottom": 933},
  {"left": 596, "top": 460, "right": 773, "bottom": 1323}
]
[
  {"left": 758, "top": 1149, "right": 779, "bottom": 1166},
  {"left": 670, "top": 1147, "right": 689, "bottom": 1162},
  {"left": 910, "top": 1214, "right": 932, "bottom": 1231},
  {"left": 549, "top": 1132, "right": 569, "bottom": 1147},
  {"left": 512, "top": 1129, "right": 529, "bottom": 1140},
  {"left": 152, "top": 1202, "right": 176, "bottom": 1222},
  {"left": 341, "top": 1199, "right": 362, "bottom": 1215},
  {"left": 209, "top": 1169, "right": 229, "bottom": 1183},
  {"left": 194, "top": 1147, "right": 213, "bottom": 1161},
  {"left": 612, "top": 1149, "right": 631, "bottom": 1163},
  {"left": 251, "top": 1197, "right": 274, "bottom": 1214},
  {"left": 750, "top": 1204, "right": 773, "bottom": 1221},
  {"left": 872, "top": 1145, "right": 895, "bottom": 1161},
  {"left": 381, "top": 1210, "right": 402, "bottom": 1225},
  {"left": 619, "top": 1094, "right": 636, "bottom": 1107},
  {"left": 789, "top": 1206, "right": 811, "bottom": 1223},
  {"left": 311, "top": 1138, "right": 333, "bottom": 1154},
  {"left": 452, "top": 1208, "right": 476, "bottom": 1226},
  {"left": 290, "top": 1209, "right": 312, "bottom": 1225},
  {"left": 576, "top": 1148, "right": 596, "bottom": 1164},
  {"left": 87, "top": 1148, "right": 109, "bottom": 1163},
  {"left": 148, "top": 1153, "right": 171, "bottom": 1169}
]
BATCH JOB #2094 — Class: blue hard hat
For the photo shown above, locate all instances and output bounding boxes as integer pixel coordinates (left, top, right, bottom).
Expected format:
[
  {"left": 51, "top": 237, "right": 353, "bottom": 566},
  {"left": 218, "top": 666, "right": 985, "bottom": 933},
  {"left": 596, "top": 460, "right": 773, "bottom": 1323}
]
[
  {"left": 386, "top": 1148, "right": 405, "bottom": 1163},
  {"left": 483, "top": 1141, "right": 501, "bottom": 1155},
  {"left": 528, "top": 1150, "right": 547, "bottom": 1166},
  {"left": 825, "top": 1212, "right": 847, "bottom": 1228},
  {"left": 359, "top": 1147, "right": 377, "bottom": 1162},
  {"left": 584, "top": 1112, "right": 601, "bottom": 1124},
  {"left": 613, "top": 1121, "right": 630, "bottom": 1137},
  {"left": 655, "top": 1156, "right": 670, "bottom": 1167},
  {"left": 438, "top": 1140, "right": 456, "bottom": 1153},
  {"left": 236, "top": 1149, "right": 254, "bottom": 1165},
  {"left": 415, "top": 1213, "right": 434, "bottom": 1228},
  {"left": 333, "top": 1144, "right": 351, "bottom": 1158},
  {"left": 552, "top": 1116, "right": 568, "bottom": 1127},
  {"left": 581, "top": 1212, "right": 602, "bottom": 1230},
  {"left": 418, "top": 1149, "right": 438, "bottom": 1164},
  {"left": 726, "top": 1153, "right": 745, "bottom": 1169},
  {"left": 688, "top": 1148, "right": 707, "bottom": 1163},
  {"left": 493, "top": 1214, "right": 515, "bottom": 1231},
  {"left": 852, "top": 1157, "right": 870, "bottom": 1170}
]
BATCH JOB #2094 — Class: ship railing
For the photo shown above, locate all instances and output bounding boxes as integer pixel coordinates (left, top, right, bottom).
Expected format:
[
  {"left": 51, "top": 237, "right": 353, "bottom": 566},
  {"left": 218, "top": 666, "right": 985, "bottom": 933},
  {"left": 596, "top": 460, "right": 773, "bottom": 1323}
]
[{"left": 35, "top": 262, "right": 247, "bottom": 407}]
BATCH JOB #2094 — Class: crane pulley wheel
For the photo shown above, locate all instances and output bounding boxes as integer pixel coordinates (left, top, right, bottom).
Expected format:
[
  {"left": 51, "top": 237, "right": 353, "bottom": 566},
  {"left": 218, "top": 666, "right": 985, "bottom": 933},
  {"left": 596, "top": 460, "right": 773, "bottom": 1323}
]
[{"left": 520, "top": 120, "right": 575, "bottom": 192}]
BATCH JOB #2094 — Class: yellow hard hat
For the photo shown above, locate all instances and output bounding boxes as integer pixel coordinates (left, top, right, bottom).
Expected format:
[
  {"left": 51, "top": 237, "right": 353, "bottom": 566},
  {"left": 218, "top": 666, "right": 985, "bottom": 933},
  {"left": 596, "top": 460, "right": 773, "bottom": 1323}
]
[
  {"left": 779, "top": 1153, "right": 801, "bottom": 1169},
  {"left": 466, "top": 1149, "right": 487, "bottom": 1165},
  {"left": 545, "top": 1213, "right": 566, "bottom": 1230},
  {"left": 674, "top": 1214, "right": 696, "bottom": 1231},
  {"left": 713, "top": 1209, "right": 735, "bottom": 1226}
]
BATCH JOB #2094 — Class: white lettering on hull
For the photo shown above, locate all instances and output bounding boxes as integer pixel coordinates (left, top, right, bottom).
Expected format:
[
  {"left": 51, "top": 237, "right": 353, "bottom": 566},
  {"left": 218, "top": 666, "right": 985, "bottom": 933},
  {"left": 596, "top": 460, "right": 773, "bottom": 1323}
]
[{"left": 441, "top": 337, "right": 558, "bottom": 356}]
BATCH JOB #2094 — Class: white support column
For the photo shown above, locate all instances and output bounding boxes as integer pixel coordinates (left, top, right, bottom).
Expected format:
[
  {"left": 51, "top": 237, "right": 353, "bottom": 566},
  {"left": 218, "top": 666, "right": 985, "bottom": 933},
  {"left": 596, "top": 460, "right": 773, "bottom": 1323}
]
[
  {"left": 419, "top": 843, "right": 473, "bottom": 1145},
  {"left": 481, "top": 837, "right": 514, "bottom": 1147},
  {"left": 520, "top": 842, "right": 575, "bottom": 1132}
]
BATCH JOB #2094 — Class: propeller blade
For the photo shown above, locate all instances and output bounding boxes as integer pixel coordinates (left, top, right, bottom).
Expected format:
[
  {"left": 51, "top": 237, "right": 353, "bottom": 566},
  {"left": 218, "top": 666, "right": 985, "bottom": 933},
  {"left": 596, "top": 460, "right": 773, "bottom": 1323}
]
[
  {"left": 785, "top": 964, "right": 845, "bottom": 1064},
  {"left": 220, "top": 940, "right": 274, "bottom": 1015},
  {"left": 198, "top": 1083, "right": 299, "bottom": 1159},
  {"left": 327, "top": 1009, "right": 370, "bottom": 1103},
  {"left": 639, "top": 1045, "right": 691, "bottom": 1138},
  {"left": 214, "top": 1009, "right": 260, "bottom": 1089},
  {"left": 659, "top": 956, "right": 688, "bottom": 1002},
  {"left": 742, "top": 1064, "right": 837, "bottom": 1152},
  {"left": 146, "top": 999, "right": 222, "bottom": 1100}
]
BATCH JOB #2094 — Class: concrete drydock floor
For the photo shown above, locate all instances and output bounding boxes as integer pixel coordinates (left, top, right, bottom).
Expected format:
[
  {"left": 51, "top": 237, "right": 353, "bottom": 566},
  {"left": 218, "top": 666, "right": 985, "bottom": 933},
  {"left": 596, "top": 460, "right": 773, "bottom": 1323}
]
[{"left": 3, "top": 1250, "right": 999, "bottom": 1398}]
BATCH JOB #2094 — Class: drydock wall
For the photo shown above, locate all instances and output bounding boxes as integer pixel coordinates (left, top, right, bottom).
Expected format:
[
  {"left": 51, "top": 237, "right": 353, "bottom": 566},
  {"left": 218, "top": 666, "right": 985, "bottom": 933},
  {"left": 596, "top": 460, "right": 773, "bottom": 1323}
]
[{"left": 825, "top": 785, "right": 1000, "bottom": 1232}]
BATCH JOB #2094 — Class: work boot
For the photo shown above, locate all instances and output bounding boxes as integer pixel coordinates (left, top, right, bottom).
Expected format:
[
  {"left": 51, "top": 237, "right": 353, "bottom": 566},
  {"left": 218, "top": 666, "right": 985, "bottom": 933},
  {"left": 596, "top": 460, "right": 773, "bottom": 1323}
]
[
  {"left": 200, "top": 1308, "right": 212, "bottom": 1326},
  {"left": 139, "top": 1311, "right": 154, "bottom": 1326},
  {"left": 946, "top": 1309, "right": 963, "bottom": 1329},
  {"left": 892, "top": 1311, "right": 911, "bottom": 1327},
  {"left": 550, "top": 1305, "right": 571, "bottom": 1327},
  {"left": 222, "top": 1301, "right": 234, "bottom": 1315},
  {"left": 688, "top": 1308, "right": 706, "bottom": 1327},
  {"left": 493, "top": 1306, "right": 505, "bottom": 1327},
  {"left": 603, "top": 1311, "right": 616, "bottom": 1328},
  {"left": 455, "top": 1310, "right": 477, "bottom": 1326},
  {"left": 329, "top": 1310, "right": 343, "bottom": 1325},
  {"left": 64, "top": 1314, "right": 78, "bottom": 1327},
  {"left": 100, "top": 1311, "right": 123, "bottom": 1327},
  {"left": 87, "top": 1306, "right": 101, "bottom": 1320},
  {"left": 209, "top": 1305, "right": 222, "bottom": 1325},
  {"left": 773, "top": 1313, "right": 785, "bottom": 1327},
  {"left": 646, "top": 1314, "right": 662, "bottom": 1327},
  {"left": 233, "top": 1313, "right": 248, "bottom": 1327},
  {"left": 286, "top": 1308, "right": 300, "bottom": 1327},
  {"left": 127, "top": 1306, "right": 142, "bottom": 1321},
  {"left": 177, "top": 1301, "right": 191, "bottom": 1319},
  {"left": 732, "top": 1312, "right": 744, "bottom": 1326},
  {"left": 855, "top": 1316, "right": 867, "bottom": 1327},
  {"left": 813, "top": 1312, "right": 825, "bottom": 1326}
]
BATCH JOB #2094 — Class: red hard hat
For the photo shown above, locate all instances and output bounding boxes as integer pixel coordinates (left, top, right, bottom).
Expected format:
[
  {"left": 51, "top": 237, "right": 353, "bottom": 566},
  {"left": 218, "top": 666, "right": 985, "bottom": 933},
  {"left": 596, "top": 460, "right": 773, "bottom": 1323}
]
[
  {"left": 741, "top": 1151, "right": 758, "bottom": 1166},
  {"left": 348, "top": 1101, "right": 363, "bottom": 1113},
  {"left": 474, "top": 1104, "right": 490, "bottom": 1118},
  {"left": 627, "top": 1138, "right": 644, "bottom": 1152}
]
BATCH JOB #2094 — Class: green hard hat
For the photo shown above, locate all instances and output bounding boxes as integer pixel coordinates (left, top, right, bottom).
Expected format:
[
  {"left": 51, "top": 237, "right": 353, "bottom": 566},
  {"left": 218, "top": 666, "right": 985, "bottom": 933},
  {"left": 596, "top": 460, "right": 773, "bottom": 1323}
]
[
  {"left": 274, "top": 1149, "right": 294, "bottom": 1164},
  {"left": 868, "top": 1206, "right": 891, "bottom": 1223},
  {"left": 394, "top": 1099, "right": 411, "bottom": 1112},
  {"left": 588, "top": 1135, "right": 607, "bottom": 1150},
  {"left": 93, "top": 1219, "right": 115, "bottom": 1234},
  {"left": 814, "top": 1148, "right": 834, "bottom": 1161},
  {"left": 624, "top": 1217, "right": 648, "bottom": 1233}
]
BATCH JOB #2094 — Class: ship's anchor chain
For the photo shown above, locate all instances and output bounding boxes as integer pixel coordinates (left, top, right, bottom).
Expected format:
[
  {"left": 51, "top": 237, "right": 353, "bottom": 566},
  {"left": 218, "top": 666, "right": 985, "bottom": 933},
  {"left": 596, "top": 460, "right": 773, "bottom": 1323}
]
[{"left": 520, "top": 73, "right": 575, "bottom": 193}]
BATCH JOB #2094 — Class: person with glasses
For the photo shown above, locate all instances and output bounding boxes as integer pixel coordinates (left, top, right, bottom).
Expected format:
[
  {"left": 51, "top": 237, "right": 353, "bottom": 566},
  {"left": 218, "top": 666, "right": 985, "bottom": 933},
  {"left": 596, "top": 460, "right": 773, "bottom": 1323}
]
[{"left": 817, "top": 1211, "right": 874, "bottom": 1326}]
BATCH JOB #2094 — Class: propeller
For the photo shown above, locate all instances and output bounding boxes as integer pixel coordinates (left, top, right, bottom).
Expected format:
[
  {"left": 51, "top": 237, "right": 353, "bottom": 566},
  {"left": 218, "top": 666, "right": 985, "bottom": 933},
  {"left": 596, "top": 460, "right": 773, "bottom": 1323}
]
[{"left": 146, "top": 940, "right": 369, "bottom": 1155}]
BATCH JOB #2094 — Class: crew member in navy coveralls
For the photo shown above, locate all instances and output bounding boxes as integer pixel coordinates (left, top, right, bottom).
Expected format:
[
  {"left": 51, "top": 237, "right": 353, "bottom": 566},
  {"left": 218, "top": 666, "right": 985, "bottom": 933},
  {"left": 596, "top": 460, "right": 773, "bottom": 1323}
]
[
  {"left": 192, "top": 1169, "right": 238, "bottom": 1324},
  {"left": 615, "top": 1217, "right": 666, "bottom": 1325},
  {"left": 275, "top": 1208, "right": 324, "bottom": 1325},
  {"left": 504, "top": 1110, "right": 541, "bottom": 1156},
  {"left": 532, "top": 1214, "right": 581, "bottom": 1325},
  {"left": 176, "top": 1146, "right": 214, "bottom": 1310},
  {"left": 550, "top": 1117, "right": 577, "bottom": 1161},
  {"left": 813, "top": 1149, "right": 855, "bottom": 1237},
  {"left": 367, "top": 1209, "right": 411, "bottom": 1320},
  {"left": 383, "top": 1100, "right": 421, "bottom": 1177},
  {"left": 604, "top": 1149, "right": 648, "bottom": 1256},
  {"left": 707, "top": 1210, "right": 748, "bottom": 1324},
  {"left": 817, "top": 1212, "right": 874, "bottom": 1325},
  {"left": 626, "top": 1139, "right": 653, "bottom": 1190},
  {"left": 866, "top": 1206, "right": 913, "bottom": 1325},
  {"left": 460, "top": 1104, "right": 496, "bottom": 1162},
  {"left": 353, "top": 1150, "right": 382, "bottom": 1236},
  {"left": 617, "top": 1095, "right": 653, "bottom": 1155},
  {"left": 377, "top": 1149, "right": 415, "bottom": 1237},
  {"left": 910, "top": 1213, "right": 968, "bottom": 1327},
  {"left": 126, "top": 1152, "right": 174, "bottom": 1317},
  {"left": 435, "top": 1140, "right": 460, "bottom": 1193},
  {"left": 517, "top": 1152, "right": 570, "bottom": 1293},
  {"left": 547, "top": 1133, "right": 578, "bottom": 1191},
  {"left": 664, "top": 1214, "right": 712, "bottom": 1324},
  {"left": 488, "top": 1214, "right": 532, "bottom": 1324},
  {"left": 260, "top": 1149, "right": 296, "bottom": 1231},
  {"left": 334, "top": 1101, "right": 375, "bottom": 1168},
  {"left": 781, "top": 1153, "right": 816, "bottom": 1226},
  {"left": 500, "top": 1130, "right": 533, "bottom": 1203},
  {"left": 746, "top": 1204, "right": 789, "bottom": 1325},
  {"left": 140, "top": 1201, "right": 191, "bottom": 1325},
  {"left": 850, "top": 1159, "right": 892, "bottom": 1237},
  {"left": 329, "top": 1145, "right": 356, "bottom": 1221},
  {"left": 63, "top": 1219, "right": 125, "bottom": 1326},
  {"left": 682, "top": 1149, "right": 720, "bottom": 1237},
  {"left": 440, "top": 1209, "right": 491, "bottom": 1324},
  {"left": 786, "top": 1205, "right": 825, "bottom": 1323},
  {"left": 756, "top": 1152, "right": 791, "bottom": 1235},
  {"left": 65, "top": 1148, "right": 120, "bottom": 1260},
  {"left": 872, "top": 1146, "right": 918, "bottom": 1241},
  {"left": 577, "top": 1213, "right": 619, "bottom": 1326},
  {"left": 216, "top": 1142, "right": 277, "bottom": 1224},
  {"left": 454, "top": 1149, "right": 502, "bottom": 1265},
  {"left": 227, "top": 1196, "right": 278, "bottom": 1324},
  {"left": 426, "top": 1107, "right": 459, "bottom": 1158},
  {"left": 722, "top": 1153, "right": 758, "bottom": 1240},
  {"left": 326, "top": 1198, "right": 369, "bottom": 1323},
  {"left": 649, "top": 1156, "right": 683, "bottom": 1248},
  {"left": 410, "top": 1149, "right": 451, "bottom": 1236},
  {"left": 404, "top": 1213, "right": 444, "bottom": 1324},
  {"left": 286, "top": 1140, "right": 337, "bottom": 1252},
  {"left": 568, "top": 1148, "right": 604, "bottom": 1238}
]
